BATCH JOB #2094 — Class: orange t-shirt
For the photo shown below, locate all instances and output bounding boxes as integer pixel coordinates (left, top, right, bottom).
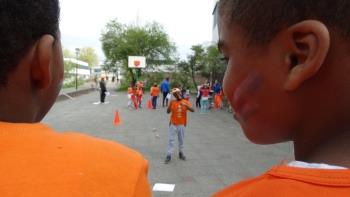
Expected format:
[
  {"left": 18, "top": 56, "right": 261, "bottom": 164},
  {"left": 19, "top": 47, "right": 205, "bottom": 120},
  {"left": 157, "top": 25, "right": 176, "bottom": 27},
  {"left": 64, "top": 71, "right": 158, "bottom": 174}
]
[
  {"left": 150, "top": 87, "right": 160, "bottom": 97},
  {"left": 169, "top": 99, "right": 192, "bottom": 126},
  {"left": 0, "top": 122, "right": 151, "bottom": 197},
  {"left": 213, "top": 165, "right": 350, "bottom": 197},
  {"left": 137, "top": 88, "right": 143, "bottom": 96},
  {"left": 127, "top": 87, "right": 133, "bottom": 94}
]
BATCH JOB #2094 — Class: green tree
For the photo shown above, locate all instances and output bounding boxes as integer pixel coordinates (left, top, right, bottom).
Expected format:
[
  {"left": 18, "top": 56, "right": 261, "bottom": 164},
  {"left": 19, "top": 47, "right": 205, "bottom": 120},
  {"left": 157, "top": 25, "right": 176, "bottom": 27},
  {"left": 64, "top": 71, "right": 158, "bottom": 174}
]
[
  {"left": 78, "top": 47, "right": 99, "bottom": 69},
  {"left": 202, "top": 45, "right": 227, "bottom": 83},
  {"left": 101, "top": 19, "right": 176, "bottom": 84},
  {"left": 62, "top": 48, "right": 75, "bottom": 78},
  {"left": 185, "top": 45, "right": 206, "bottom": 90},
  {"left": 63, "top": 48, "right": 73, "bottom": 58}
]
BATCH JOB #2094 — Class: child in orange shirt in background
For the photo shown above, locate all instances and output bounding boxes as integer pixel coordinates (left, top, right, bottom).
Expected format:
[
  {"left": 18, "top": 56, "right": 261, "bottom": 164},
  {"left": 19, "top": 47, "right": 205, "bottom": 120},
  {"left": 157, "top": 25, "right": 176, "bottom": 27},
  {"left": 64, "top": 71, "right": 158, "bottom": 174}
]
[
  {"left": 136, "top": 81, "right": 144, "bottom": 109},
  {"left": 131, "top": 86, "right": 139, "bottom": 110},
  {"left": 165, "top": 88, "right": 194, "bottom": 164},
  {"left": 213, "top": 0, "right": 350, "bottom": 196},
  {"left": 150, "top": 83, "right": 160, "bottom": 109}
]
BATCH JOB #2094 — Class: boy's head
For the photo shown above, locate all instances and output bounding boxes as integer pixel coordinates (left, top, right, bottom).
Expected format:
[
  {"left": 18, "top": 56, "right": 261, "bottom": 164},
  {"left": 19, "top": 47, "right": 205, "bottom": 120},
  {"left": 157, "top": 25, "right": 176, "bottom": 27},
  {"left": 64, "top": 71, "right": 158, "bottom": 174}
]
[
  {"left": 219, "top": 0, "right": 350, "bottom": 145},
  {"left": 0, "top": 0, "right": 62, "bottom": 123},
  {"left": 172, "top": 88, "right": 182, "bottom": 100}
]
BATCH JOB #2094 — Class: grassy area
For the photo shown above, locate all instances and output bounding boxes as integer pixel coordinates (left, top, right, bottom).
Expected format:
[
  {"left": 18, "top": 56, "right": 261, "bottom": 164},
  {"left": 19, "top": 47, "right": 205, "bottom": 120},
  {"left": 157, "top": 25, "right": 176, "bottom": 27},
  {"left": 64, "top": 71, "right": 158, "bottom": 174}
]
[{"left": 63, "top": 79, "right": 86, "bottom": 89}]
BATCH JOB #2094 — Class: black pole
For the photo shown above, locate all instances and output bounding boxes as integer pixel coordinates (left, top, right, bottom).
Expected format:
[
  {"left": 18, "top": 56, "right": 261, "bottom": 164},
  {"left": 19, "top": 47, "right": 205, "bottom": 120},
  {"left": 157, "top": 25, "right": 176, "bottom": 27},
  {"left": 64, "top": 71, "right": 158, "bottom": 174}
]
[{"left": 75, "top": 64, "right": 78, "bottom": 91}]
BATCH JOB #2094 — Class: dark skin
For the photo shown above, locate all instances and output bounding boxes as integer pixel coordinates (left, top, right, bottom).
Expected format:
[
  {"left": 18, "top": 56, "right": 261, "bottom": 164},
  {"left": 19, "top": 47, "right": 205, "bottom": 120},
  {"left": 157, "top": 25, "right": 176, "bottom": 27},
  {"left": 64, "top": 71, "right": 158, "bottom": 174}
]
[
  {"left": 219, "top": 15, "right": 350, "bottom": 168},
  {"left": 0, "top": 33, "right": 64, "bottom": 123},
  {"left": 167, "top": 91, "right": 195, "bottom": 114}
]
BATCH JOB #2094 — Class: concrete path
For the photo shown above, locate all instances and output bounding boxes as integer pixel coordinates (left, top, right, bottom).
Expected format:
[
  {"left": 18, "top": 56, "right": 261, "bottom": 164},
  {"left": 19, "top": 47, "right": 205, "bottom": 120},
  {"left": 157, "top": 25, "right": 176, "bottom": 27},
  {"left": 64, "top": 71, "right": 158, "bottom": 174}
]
[{"left": 43, "top": 90, "right": 293, "bottom": 197}]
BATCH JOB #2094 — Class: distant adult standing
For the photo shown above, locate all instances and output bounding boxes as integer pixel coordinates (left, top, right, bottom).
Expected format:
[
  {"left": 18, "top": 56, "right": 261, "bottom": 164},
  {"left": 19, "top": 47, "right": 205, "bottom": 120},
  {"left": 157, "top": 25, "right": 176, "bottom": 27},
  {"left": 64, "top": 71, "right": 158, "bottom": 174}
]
[
  {"left": 160, "top": 77, "right": 170, "bottom": 107},
  {"left": 196, "top": 85, "right": 202, "bottom": 108},
  {"left": 99, "top": 77, "right": 107, "bottom": 104}
]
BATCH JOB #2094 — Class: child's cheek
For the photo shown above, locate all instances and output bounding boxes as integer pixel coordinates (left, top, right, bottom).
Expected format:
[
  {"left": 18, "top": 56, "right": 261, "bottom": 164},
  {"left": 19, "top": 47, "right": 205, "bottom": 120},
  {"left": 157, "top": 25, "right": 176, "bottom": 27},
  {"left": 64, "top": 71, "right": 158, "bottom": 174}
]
[{"left": 233, "top": 73, "right": 264, "bottom": 121}]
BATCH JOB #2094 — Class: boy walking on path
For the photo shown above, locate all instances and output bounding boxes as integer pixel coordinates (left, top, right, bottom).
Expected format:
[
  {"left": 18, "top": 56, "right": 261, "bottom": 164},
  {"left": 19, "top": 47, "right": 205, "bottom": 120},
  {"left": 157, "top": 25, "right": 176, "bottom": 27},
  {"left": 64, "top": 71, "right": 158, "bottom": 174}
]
[
  {"left": 214, "top": 0, "right": 350, "bottom": 196},
  {"left": 160, "top": 77, "right": 170, "bottom": 107},
  {"left": 150, "top": 83, "right": 160, "bottom": 109},
  {"left": 165, "top": 88, "right": 194, "bottom": 164},
  {"left": 0, "top": 1, "right": 151, "bottom": 196}
]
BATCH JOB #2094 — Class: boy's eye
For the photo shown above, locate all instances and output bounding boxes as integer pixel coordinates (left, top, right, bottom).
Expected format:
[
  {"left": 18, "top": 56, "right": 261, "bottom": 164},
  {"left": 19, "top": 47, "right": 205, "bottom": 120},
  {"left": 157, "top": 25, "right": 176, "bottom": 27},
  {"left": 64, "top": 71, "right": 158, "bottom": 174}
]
[{"left": 220, "top": 56, "right": 229, "bottom": 64}]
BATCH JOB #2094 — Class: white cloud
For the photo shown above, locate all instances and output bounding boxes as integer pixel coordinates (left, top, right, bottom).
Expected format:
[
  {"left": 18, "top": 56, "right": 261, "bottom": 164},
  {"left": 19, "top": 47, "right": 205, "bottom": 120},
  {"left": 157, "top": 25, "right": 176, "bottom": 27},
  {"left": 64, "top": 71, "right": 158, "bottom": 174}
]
[{"left": 60, "top": 0, "right": 215, "bottom": 62}]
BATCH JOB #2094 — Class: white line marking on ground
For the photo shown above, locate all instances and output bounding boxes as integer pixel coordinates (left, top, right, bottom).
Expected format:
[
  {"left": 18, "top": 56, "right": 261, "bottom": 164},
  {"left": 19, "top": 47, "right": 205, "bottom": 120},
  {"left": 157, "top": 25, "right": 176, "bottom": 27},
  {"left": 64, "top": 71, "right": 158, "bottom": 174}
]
[
  {"left": 152, "top": 183, "right": 175, "bottom": 192},
  {"left": 63, "top": 93, "right": 74, "bottom": 100},
  {"left": 93, "top": 101, "right": 110, "bottom": 105}
]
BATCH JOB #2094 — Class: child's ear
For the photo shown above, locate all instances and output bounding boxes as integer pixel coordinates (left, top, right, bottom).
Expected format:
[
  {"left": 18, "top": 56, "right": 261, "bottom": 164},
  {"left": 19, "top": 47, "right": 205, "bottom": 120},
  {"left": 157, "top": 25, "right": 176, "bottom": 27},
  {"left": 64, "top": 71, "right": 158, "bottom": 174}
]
[
  {"left": 284, "top": 20, "right": 330, "bottom": 91},
  {"left": 30, "top": 34, "right": 55, "bottom": 89}
]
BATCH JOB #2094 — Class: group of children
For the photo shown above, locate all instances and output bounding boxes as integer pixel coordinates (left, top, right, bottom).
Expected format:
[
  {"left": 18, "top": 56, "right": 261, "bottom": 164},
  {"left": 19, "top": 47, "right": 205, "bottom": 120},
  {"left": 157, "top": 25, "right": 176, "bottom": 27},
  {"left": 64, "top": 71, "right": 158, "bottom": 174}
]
[
  {"left": 196, "top": 81, "right": 224, "bottom": 113},
  {"left": 128, "top": 82, "right": 195, "bottom": 110},
  {"left": 127, "top": 81, "right": 144, "bottom": 110}
]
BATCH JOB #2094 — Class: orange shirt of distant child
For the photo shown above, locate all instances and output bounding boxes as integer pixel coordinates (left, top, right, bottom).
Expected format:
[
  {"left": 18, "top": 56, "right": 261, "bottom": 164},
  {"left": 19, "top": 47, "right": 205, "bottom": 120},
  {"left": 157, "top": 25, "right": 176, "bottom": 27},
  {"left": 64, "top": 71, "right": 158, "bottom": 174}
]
[
  {"left": 150, "top": 87, "right": 160, "bottom": 97},
  {"left": 169, "top": 99, "right": 192, "bottom": 126},
  {"left": 136, "top": 88, "right": 143, "bottom": 96},
  {"left": 127, "top": 87, "right": 133, "bottom": 94},
  {"left": 213, "top": 165, "right": 350, "bottom": 197},
  {"left": 0, "top": 122, "right": 151, "bottom": 196}
]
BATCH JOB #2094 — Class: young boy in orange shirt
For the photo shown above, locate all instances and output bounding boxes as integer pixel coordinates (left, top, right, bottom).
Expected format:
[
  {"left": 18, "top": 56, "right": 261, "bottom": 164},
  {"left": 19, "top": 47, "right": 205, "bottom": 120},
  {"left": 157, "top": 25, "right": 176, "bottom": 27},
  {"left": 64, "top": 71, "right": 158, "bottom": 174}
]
[
  {"left": 132, "top": 86, "right": 139, "bottom": 110},
  {"left": 150, "top": 83, "right": 160, "bottom": 109},
  {"left": 165, "top": 88, "right": 194, "bottom": 164},
  {"left": 213, "top": 0, "right": 350, "bottom": 196},
  {"left": 0, "top": 1, "right": 151, "bottom": 196},
  {"left": 136, "top": 82, "right": 144, "bottom": 109}
]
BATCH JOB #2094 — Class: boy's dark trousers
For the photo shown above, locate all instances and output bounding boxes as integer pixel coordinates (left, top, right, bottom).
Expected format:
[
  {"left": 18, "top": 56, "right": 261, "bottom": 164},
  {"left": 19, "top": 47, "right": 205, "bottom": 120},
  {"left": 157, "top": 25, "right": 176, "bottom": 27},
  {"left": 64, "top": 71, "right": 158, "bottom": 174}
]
[
  {"left": 152, "top": 96, "right": 158, "bottom": 109},
  {"left": 196, "top": 96, "right": 201, "bottom": 108},
  {"left": 162, "top": 92, "right": 169, "bottom": 107},
  {"left": 100, "top": 91, "right": 106, "bottom": 103}
]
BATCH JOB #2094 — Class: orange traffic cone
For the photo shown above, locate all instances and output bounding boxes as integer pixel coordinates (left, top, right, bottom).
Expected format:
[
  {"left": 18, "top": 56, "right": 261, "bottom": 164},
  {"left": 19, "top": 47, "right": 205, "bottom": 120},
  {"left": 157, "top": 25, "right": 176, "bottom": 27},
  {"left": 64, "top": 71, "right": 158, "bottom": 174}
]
[
  {"left": 147, "top": 99, "right": 152, "bottom": 109},
  {"left": 114, "top": 111, "right": 121, "bottom": 126}
]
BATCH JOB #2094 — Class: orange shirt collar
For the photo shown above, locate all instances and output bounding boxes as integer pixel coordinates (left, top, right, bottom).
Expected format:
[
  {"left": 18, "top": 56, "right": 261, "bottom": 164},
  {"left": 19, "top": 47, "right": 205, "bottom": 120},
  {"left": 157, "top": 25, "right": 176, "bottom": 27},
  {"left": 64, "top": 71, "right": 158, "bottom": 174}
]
[{"left": 268, "top": 165, "right": 350, "bottom": 186}]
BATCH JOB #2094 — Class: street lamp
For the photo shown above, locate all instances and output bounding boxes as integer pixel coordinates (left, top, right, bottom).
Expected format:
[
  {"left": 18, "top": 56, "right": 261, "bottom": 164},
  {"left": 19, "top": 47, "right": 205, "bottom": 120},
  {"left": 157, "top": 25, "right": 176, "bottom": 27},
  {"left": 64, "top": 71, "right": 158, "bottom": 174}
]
[{"left": 75, "top": 48, "right": 80, "bottom": 91}]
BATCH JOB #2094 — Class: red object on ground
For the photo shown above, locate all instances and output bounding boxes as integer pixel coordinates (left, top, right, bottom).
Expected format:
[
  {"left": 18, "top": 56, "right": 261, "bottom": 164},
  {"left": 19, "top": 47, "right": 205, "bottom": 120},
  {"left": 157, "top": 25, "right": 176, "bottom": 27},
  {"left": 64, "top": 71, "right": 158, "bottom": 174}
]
[
  {"left": 114, "top": 111, "right": 121, "bottom": 125},
  {"left": 147, "top": 99, "right": 152, "bottom": 109}
]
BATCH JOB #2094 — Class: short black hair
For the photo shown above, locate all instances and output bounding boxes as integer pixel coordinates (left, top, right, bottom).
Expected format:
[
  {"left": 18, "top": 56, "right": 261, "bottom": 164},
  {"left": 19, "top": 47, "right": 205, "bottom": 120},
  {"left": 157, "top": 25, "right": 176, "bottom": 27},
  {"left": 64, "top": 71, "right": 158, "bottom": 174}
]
[
  {"left": 219, "top": 0, "right": 350, "bottom": 45},
  {"left": 0, "top": 0, "right": 60, "bottom": 86}
]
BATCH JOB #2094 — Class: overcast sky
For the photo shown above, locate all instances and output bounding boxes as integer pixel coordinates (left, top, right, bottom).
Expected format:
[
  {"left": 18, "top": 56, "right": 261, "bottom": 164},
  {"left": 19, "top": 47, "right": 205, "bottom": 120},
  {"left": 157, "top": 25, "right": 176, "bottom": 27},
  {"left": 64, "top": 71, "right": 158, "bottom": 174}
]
[{"left": 60, "top": 0, "right": 216, "bottom": 63}]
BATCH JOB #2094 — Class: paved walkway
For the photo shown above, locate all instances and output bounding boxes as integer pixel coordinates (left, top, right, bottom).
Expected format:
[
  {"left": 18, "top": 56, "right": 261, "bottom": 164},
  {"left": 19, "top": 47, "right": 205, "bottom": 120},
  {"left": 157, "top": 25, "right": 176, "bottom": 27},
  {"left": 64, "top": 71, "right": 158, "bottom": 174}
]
[{"left": 43, "top": 90, "right": 293, "bottom": 197}]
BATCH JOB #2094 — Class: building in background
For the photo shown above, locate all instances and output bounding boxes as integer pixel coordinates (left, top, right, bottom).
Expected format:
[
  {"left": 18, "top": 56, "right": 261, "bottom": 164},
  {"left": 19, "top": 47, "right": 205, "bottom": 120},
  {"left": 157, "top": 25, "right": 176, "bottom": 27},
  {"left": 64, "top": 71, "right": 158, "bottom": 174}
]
[
  {"left": 212, "top": 0, "right": 219, "bottom": 43},
  {"left": 64, "top": 58, "right": 90, "bottom": 79}
]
